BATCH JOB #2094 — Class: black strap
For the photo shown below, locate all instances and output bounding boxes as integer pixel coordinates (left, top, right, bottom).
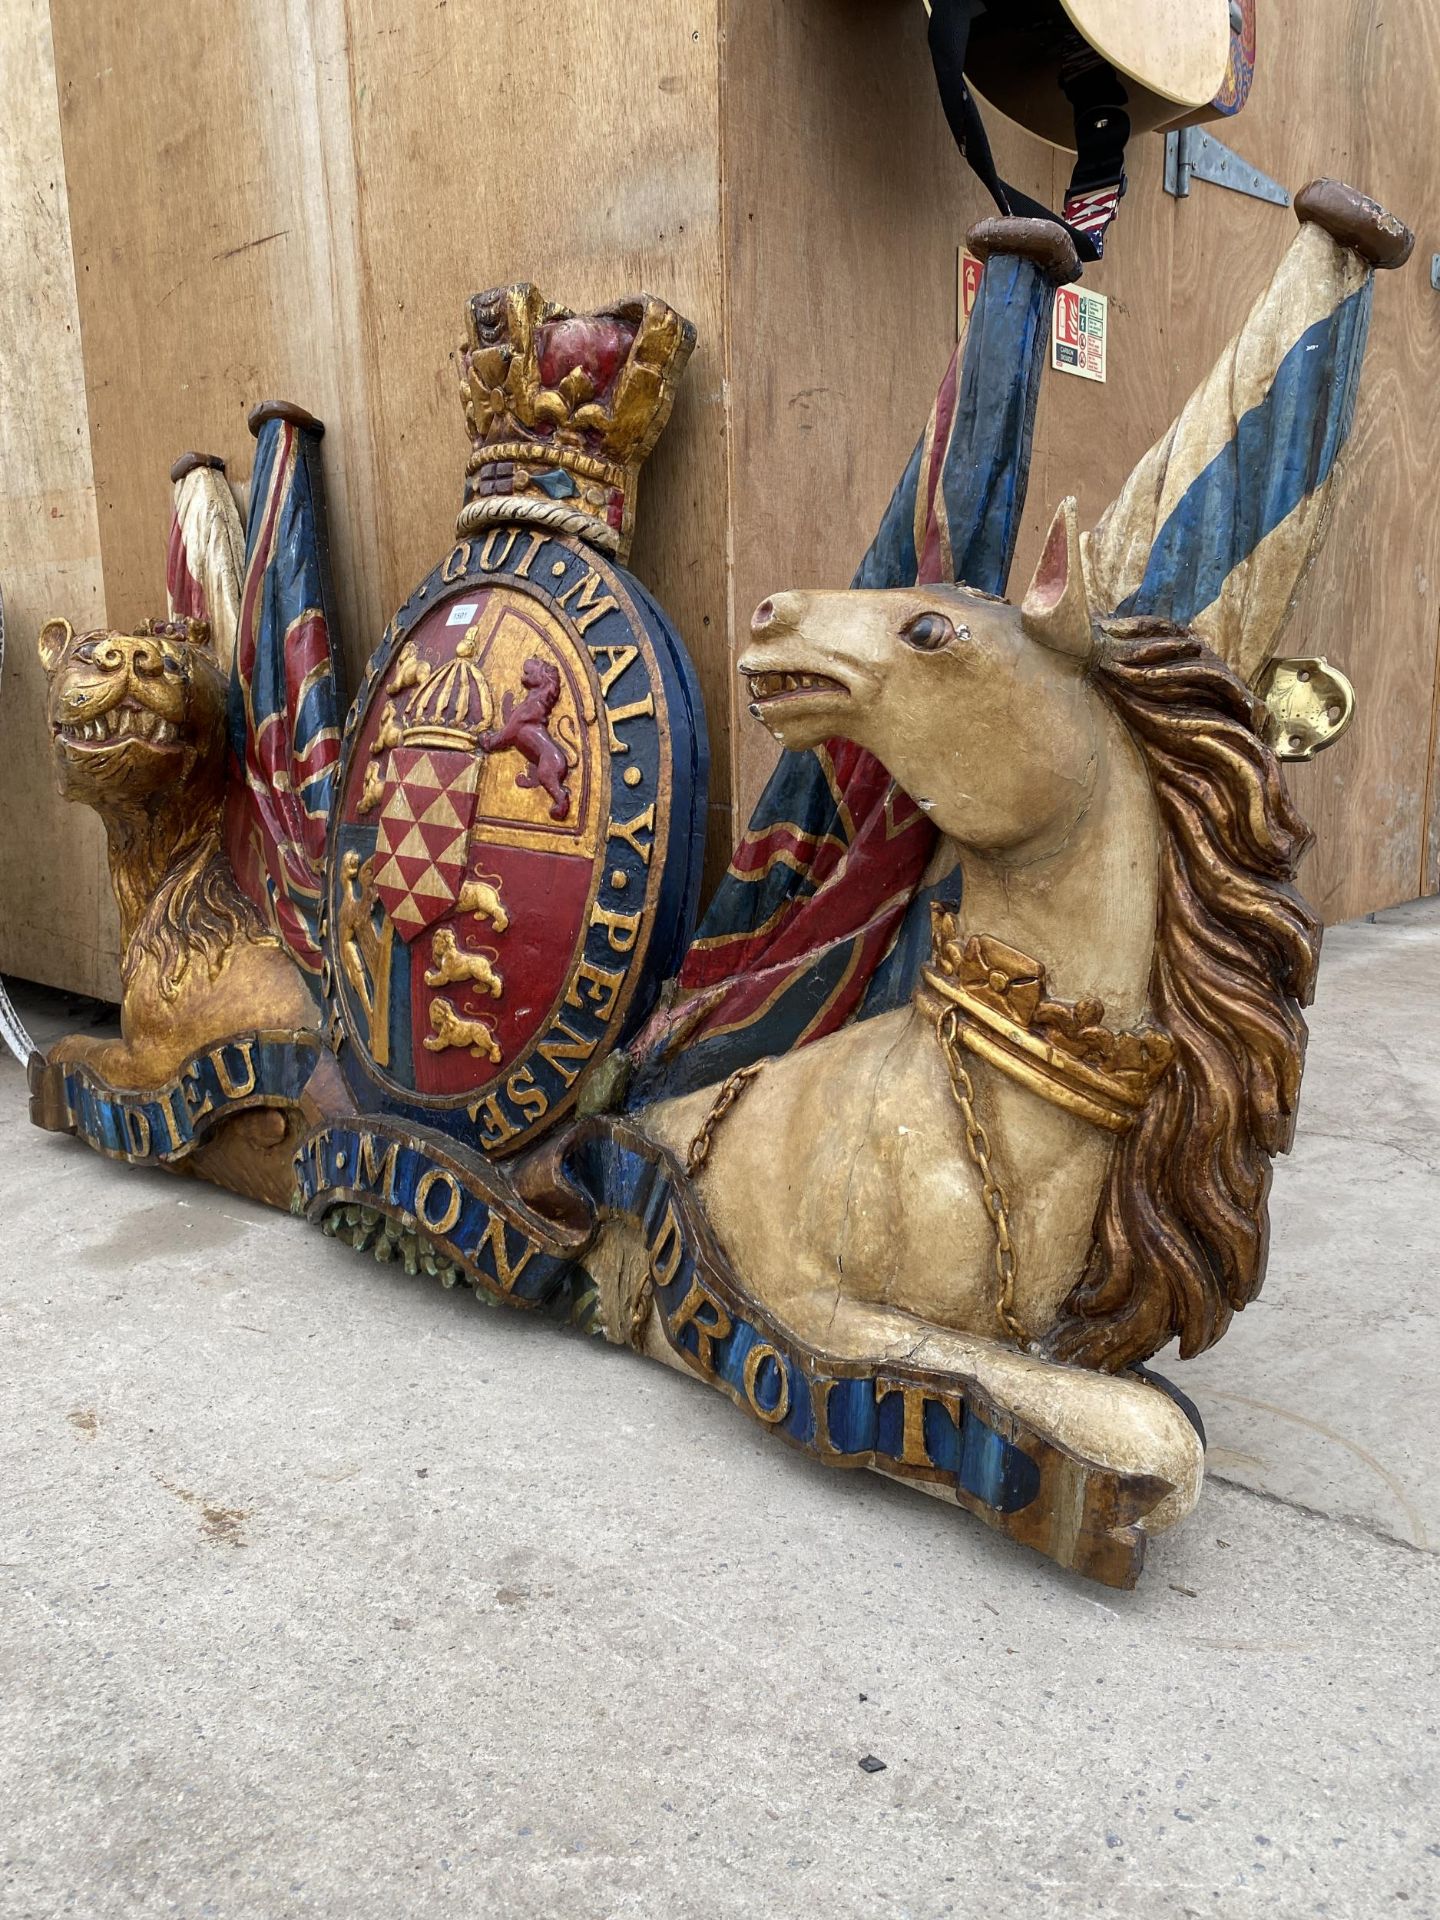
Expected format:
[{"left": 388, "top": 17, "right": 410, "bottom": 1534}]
[
  {"left": 927, "top": 0, "right": 1130, "bottom": 263},
  {"left": 1056, "top": 35, "right": 1129, "bottom": 251}
]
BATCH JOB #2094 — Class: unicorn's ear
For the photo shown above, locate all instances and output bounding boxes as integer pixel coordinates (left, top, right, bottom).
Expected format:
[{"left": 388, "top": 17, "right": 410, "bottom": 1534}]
[{"left": 1021, "top": 498, "right": 1095, "bottom": 661}]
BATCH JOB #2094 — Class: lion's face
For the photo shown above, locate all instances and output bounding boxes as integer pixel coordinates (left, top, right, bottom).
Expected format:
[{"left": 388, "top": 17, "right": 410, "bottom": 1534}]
[
  {"left": 39, "top": 616, "right": 227, "bottom": 811},
  {"left": 519, "top": 655, "right": 559, "bottom": 700}
]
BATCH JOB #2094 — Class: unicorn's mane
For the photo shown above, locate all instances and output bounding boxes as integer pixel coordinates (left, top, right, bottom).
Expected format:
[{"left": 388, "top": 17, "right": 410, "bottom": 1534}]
[{"left": 1042, "top": 622, "right": 1321, "bottom": 1373}]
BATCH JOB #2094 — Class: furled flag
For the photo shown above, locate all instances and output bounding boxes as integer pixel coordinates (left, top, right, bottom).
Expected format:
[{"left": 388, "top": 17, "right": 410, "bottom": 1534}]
[
  {"left": 633, "top": 184, "right": 1407, "bottom": 1106},
  {"left": 167, "top": 402, "right": 345, "bottom": 983},
  {"left": 1083, "top": 184, "right": 1405, "bottom": 685},
  {"left": 629, "top": 221, "right": 1081, "bottom": 1104}
]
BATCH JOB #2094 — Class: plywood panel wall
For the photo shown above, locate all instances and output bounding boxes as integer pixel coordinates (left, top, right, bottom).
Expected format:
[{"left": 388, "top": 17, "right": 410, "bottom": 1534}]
[
  {"left": 722, "top": 0, "right": 1440, "bottom": 926},
  {"left": 2, "top": 0, "right": 1437, "bottom": 1003},
  {"left": 338, "top": 0, "right": 732, "bottom": 860},
  {"left": 0, "top": 0, "right": 118, "bottom": 998},
  {"left": 719, "top": 0, "right": 1056, "bottom": 830},
  {"left": 43, "top": 0, "right": 731, "bottom": 886},
  {"left": 1022, "top": 0, "right": 1440, "bottom": 925}
]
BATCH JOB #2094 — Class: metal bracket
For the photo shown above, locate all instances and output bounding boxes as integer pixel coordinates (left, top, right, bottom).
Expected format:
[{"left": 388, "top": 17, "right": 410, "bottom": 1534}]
[
  {"left": 1163, "top": 127, "right": 1290, "bottom": 207},
  {"left": 1253, "top": 655, "right": 1356, "bottom": 761}
]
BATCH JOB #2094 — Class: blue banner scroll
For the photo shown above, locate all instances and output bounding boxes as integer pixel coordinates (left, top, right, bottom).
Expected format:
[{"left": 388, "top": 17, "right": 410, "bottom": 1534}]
[
  {"left": 295, "top": 1112, "right": 1173, "bottom": 1586},
  {"left": 46, "top": 1032, "right": 322, "bottom": 1166},
  {"left": 295, "top": 1119, "right": 593, "bottom": 1307}
]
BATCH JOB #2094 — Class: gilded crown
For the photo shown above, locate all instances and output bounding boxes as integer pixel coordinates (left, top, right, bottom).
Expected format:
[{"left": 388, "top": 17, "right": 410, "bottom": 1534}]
[
  {"left": 456, "top": 284, "right": 696, "bottom": 563},
  {"left": 398, "top": 631, "right": 493, "bottom": 753},
  {"left": 924, "top": 908, "right": 1175, "bottom": 1134}
]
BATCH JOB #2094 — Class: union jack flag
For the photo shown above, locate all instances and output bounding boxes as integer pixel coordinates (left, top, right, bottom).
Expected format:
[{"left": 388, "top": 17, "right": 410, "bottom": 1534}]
[
  {"left": 630, "top": 240, "right": 1061, "bottom": 1104},
  {"left": 222, "top": 409, "right": 344, "bottom": 978}
]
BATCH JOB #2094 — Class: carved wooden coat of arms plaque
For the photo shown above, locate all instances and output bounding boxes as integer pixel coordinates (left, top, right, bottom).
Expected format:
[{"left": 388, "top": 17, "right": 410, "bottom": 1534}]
[
  {"left": 327, "top": 285, "right": 707, "bottom": 1155},
  {"left": 11, "top": 186, "right": 1416, "bottom": 1589}
]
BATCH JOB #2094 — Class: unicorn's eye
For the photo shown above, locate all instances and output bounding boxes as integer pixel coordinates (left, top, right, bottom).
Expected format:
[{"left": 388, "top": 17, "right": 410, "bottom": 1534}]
[{"left": 900, "top": 612, "right": 961, "bottom": 652}]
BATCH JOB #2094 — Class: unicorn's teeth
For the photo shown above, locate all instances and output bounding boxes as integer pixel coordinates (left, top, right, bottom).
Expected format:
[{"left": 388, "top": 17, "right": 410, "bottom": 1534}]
[{"left": 745, "top": 670, "right": 844, "bottom": 701}]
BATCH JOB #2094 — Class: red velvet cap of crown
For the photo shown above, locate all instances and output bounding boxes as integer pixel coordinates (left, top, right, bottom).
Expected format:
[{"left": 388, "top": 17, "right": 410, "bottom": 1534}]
[{"left": 456, "top": 283, "right": 696, "bottom": 563}]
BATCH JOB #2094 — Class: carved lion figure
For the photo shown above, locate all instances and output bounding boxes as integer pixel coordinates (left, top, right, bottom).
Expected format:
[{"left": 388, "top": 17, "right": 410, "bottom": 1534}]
[
  {"left": 424, "top": 995, "right": 502, "bottom": 1062},
  {"left": 479, "top": 656, "right": 576, "bottom": 820},
  {"left": 424, "top": 926, "right": 504, "bottom": 998},
  {"left": 33, "top": 615, "right": 319, "bottom": 1202},
  {"left": 456, "top": 873, "right": 508, "bottom": 932}
]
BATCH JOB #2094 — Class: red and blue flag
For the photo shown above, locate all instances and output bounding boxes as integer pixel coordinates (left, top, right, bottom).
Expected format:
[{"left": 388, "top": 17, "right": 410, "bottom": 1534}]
[{"left": 222, "top": 406, "right": 344, "bottom": 980}]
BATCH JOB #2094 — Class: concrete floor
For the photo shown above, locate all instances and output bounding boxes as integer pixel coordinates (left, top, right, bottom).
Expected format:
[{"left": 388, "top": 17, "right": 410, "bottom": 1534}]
[{"left": 1, "top": 901, "right": 1437, "bottom": 1920}]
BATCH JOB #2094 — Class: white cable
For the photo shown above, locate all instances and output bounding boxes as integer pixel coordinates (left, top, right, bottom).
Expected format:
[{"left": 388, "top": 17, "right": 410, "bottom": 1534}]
[{"left": 0, "top": 584, "right": 41, "bottom": 1066}]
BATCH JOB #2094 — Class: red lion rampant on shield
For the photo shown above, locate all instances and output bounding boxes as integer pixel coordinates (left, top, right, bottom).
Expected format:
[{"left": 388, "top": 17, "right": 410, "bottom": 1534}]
[{"left": 481, "top": 656, "right": 578, "bottom": 820}]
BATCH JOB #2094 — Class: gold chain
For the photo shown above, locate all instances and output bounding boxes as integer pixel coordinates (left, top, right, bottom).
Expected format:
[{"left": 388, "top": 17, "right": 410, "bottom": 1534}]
[
  {"left": 685, "top": 1062, "right": 765, "bottom": 1177},
  {"left": 628, "top": 1268, "right": 657, "bottom": 1349},
  {"left": 624, "top": 1062, "right": 766, "bottom": 1349},
  {"left": 679, "top": 1021, "right": 1023, "bottom": 1344},
  {"left": 936, "top": 1006, "right": 1026, "bottom": 1345}
]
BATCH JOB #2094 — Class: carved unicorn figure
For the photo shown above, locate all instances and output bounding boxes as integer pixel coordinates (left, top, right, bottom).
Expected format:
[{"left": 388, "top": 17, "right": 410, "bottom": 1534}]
[
  {"left": 19, "top": 183, "right": 1406, "bottom": 1589},
  {"left": 607, "top": 182, "right": 1413, "bottom": 1559},
  {"left": 635, "top": 523, "right": 1259, "bottom": 1524}
]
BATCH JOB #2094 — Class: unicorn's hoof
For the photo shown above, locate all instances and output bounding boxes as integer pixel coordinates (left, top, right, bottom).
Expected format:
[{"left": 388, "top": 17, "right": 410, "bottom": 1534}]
[{"left": 955, "top": 1342, "right": 1208, "bottom": 1536}]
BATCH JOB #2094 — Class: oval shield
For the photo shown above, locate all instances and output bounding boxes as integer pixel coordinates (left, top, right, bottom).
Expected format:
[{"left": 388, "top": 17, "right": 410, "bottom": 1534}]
[{"left": 327, "top": 525, "right": 707, "bottom": 1155}]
